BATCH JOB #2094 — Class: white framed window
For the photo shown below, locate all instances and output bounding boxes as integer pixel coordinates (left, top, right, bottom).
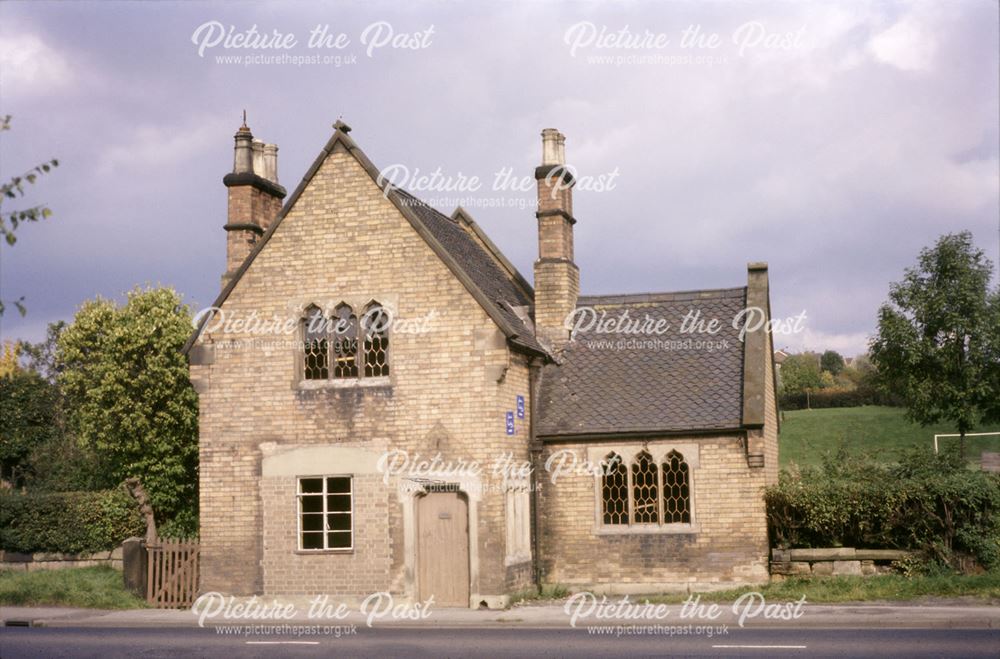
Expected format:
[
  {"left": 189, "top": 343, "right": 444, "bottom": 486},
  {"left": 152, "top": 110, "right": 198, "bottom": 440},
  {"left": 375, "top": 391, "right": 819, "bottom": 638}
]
[{"left": 297, "top": 475, "right": 353, "bottom": 551}]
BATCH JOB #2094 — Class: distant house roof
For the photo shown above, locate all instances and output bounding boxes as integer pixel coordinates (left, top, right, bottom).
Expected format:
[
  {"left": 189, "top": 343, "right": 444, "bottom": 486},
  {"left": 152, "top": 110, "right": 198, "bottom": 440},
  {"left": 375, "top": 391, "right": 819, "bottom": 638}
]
[{"left": 535, "top": 288, "right": 748, "bottom": 438}]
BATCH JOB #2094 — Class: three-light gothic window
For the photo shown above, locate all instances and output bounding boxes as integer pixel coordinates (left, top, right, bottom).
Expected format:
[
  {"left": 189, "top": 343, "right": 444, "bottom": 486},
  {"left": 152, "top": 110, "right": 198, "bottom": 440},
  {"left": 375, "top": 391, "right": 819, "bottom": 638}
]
[
  {"left": 302, "top": 302, "right": 390, "bottom": 381},
  {"left": 601, "top": 450, "right": 691, "bottom": 526}
]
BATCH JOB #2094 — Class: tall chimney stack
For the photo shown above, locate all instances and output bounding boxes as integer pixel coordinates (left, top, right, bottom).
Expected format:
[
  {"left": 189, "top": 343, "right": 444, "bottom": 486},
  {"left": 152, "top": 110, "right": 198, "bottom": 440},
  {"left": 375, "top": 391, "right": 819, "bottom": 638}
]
[
  {"left": 222, "top": 116, "right": 286, "bottom": 287},
  {"left": 533, "top": 128, "right": 579, "bottom": 348}
]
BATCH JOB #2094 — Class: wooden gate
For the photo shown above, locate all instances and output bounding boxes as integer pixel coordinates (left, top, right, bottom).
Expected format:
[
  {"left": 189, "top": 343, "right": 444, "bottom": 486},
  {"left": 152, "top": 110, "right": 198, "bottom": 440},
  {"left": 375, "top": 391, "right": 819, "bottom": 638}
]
[{"left": 146, "top": 537, "right": 199, "bottom": 608}]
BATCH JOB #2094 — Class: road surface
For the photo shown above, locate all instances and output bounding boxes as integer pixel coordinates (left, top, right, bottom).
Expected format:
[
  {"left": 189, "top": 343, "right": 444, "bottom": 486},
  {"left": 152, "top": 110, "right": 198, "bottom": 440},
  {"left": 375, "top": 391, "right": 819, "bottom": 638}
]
[{"left": 1, "top": 625, "right": 998, "bottom": 658}]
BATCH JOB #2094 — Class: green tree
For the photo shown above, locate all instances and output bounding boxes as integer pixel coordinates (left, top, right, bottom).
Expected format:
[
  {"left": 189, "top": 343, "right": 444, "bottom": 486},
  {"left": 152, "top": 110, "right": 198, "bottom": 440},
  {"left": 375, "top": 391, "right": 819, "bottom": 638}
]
[
  {"left": 0, "top": 115, "right": 60, "bottom": 316},
  {"left": 18, "top": 321, "right": 65, "bottom": 383},
  {"left": 58, "top": 287, "right": 198, "bottom": 530},
  {"left": 779, "top": 352, "right": 823, "bottom": 395},
  {"left": 0, "top": 368, "right": 62, "bottom": 486},
  {"left": 820, "top": 350, "right": 845, "bottom": 375},
  {"left": 870, "top": 232, "right": 1000, "bottom": 456}
]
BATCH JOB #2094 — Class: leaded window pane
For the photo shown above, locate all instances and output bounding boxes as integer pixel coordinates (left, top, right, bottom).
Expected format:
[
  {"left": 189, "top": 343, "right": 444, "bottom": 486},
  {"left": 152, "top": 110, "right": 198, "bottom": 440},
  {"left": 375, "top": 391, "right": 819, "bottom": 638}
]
[
  {"left": 332, "top": 304, "right": 359, "bottom": 378},
  {"left": 631, "top": 452, "right": 659, "bottom": 524},
  {"left": 362, "top": 304, "right": 390, "bottom": 377},
  {"left": 303, "top": 307, "right": 328, "bottom": 380},
  {"left": 662, "top": 451, "right": 691, "bottom": 524},
  {"left": 601, "top": 453, "right": 628, "bottom": 525}
]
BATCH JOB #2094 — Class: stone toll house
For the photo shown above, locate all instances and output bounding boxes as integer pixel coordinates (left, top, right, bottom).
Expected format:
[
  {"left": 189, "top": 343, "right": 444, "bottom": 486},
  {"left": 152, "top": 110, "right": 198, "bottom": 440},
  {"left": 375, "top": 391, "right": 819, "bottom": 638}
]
[{"left": 185, "top": 119, "right": 780, "bottom": 607}]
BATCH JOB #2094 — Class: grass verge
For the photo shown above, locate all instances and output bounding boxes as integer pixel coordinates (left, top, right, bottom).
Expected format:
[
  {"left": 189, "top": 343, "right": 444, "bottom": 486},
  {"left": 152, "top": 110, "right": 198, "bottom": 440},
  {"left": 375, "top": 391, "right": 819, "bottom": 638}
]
[
  {"left": 0, "top": 566, "right": 148, "bottom": 609},
  {"left": 638, "top": 573, "right": 1000, "bottom": 604},
  {"left": 779, "top": 406, "right": 1000, "bottom": 467}
]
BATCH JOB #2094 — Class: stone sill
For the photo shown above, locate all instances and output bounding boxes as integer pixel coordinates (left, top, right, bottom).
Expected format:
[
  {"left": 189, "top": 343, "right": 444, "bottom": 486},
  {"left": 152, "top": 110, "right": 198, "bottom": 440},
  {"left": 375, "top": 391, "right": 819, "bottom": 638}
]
[
  {"left": 293, "top": 549, "right": 355, "bottom": 555},
  {"left": 593, "top": 524, "right": 699, "bottom": 536},
  {"left": 294, "top": 376, "right": 391, "bottom": 391}
]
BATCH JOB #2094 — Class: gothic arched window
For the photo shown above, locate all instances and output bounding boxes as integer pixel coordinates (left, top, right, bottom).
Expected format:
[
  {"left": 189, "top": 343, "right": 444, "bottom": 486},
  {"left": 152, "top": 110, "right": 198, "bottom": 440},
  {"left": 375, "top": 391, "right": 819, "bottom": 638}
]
[
  {"left": 331, "top": 304, "right": 359, "bottom": 379},
  {"left": 302, "top": 305, "right": 329, "bottom": 380},
  {"left": 362, "top": 303, "right": 390, "bottom": 377},
  {"left": 601, "top": 453, "right": 628, "bottom": 525}
]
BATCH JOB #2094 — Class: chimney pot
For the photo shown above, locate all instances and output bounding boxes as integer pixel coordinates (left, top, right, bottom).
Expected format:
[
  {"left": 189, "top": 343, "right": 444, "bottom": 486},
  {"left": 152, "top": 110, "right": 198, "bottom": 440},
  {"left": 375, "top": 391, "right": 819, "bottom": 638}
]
[
  {"left": 233, "top": 125, "right": 254, "bottom": 175},
  {"left": 541, "top": 128, "right": 566, "bottom": 166},
  {"left": 263, "top": 144, "right": 279, "bottom": 183},
  {"left": 223, "top": 121, "right": 286, "bottom": 288},
  {"left": 251, "top": 139, "right": 265, "bottom": 178}
]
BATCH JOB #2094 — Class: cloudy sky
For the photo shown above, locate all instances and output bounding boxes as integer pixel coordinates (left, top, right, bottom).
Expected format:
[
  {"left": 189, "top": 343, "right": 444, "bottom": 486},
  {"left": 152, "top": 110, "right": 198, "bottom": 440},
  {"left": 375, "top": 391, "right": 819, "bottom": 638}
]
[{"left": 1, "top": 0, "right": 997, "bottom": 357}]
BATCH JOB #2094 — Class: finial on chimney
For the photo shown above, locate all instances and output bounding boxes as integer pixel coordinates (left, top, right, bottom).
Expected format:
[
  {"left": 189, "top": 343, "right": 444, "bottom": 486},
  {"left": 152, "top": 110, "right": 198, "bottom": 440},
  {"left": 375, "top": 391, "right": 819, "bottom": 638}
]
[{"left": 239, "top": 109, "right": 250, "bottom": 132}]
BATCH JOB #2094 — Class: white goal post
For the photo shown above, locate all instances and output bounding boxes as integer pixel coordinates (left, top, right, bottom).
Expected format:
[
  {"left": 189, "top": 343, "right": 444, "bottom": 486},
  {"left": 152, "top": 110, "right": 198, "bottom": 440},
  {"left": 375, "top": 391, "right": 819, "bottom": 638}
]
[{"left": 933, "top": 431, "right": 1000, "bottom": 454}]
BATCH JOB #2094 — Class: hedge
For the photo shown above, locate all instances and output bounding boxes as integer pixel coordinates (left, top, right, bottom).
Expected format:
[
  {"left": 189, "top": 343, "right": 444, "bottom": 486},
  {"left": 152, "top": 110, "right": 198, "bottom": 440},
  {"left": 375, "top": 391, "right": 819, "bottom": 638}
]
[
  {"left": 779, "top": 386, "right": 902, "bottom": 411},
  {"left": 0, "top": 488, "right": 145, "bottom": 554},
  {"left": 766, "top": 449, "right": 1000, "bottom": 570}
]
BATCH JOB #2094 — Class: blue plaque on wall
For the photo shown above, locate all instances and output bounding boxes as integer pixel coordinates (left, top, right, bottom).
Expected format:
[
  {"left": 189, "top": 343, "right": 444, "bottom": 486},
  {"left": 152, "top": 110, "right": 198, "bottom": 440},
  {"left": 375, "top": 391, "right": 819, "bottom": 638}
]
[
  {"left": 506, "top": 411, "right": 515, "bottom": 436},
  {"left": 516, "top": 395, "right": 525, "bottom": 419}
]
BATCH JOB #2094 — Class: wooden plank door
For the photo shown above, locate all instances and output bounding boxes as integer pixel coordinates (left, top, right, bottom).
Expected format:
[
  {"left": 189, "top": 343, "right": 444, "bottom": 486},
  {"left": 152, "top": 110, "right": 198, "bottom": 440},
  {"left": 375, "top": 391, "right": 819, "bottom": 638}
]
[{"left": 417, "top": 491, "right": 470, "bottom": 607}]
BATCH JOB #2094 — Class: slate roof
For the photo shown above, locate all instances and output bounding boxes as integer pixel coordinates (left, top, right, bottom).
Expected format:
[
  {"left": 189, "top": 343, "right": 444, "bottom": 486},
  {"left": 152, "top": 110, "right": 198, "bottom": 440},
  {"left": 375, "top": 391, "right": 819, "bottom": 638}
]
[
  {"left": 394, "top": 190, "right": 545, "bottom": 355},
  {"left": 535, "top": 288, "right": 748, "bottom": 438},
  {"left": 187, "top": 123, "right": 759, "bottom": 439}
]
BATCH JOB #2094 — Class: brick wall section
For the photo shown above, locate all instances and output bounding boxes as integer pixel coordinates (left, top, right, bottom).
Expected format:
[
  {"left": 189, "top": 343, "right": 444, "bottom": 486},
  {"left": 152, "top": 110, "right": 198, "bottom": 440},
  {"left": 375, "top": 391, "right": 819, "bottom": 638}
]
[
  {"left": 537, "top": 214, "right": 574, "bottom": 261},
  {"left": 533, "top": 262, "right": 579, "bottom": 345},
  {"left": 192, "top": 141, "right": 532, "bottom": 597},
  {"left": 538, "top": 436, "right": 770, "bottom": 588},
  {"left": 224, "top": 186, "right": 283, "bottom": 277},
  {"left": 536, "top": 176, "right": 573, "bottom": 218},
  {"left": 261, "top": 473, "right": 391, "bottom": 595},
  {"left": 534, "top": 170, "right": 578, "bottom": 347}
]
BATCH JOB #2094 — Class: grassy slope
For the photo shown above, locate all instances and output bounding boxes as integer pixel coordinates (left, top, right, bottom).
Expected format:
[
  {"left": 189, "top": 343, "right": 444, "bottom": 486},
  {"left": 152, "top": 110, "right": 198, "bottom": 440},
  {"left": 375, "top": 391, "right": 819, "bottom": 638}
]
[
  {"left": 0, "top": 566, "right": 147, "bottom": 609},
  {"left": 779, "top": 406, "right": 1000, "bottom": 468}
]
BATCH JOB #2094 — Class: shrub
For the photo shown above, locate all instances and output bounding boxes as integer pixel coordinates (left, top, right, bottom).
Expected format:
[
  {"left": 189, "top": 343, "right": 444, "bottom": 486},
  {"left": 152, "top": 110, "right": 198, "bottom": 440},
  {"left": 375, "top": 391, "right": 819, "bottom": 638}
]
[
  {"left": 0, "top": 488, "right": 145, "bottom": 554},
  {"left": 766, "top": 448, "right": 1000, "bottom": 570},
  {"left": 779, "top": 385, "right": 902, "bottom": 410},
  {"left": 24, "top": 435, "right": 110, "bottom": 493}
]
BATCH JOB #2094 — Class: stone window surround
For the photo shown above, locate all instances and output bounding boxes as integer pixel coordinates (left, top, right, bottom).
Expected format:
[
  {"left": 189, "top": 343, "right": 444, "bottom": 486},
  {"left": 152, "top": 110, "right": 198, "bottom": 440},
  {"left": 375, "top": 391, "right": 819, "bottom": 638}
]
[
  {"left": 585, "top": 442, "right": 700, "bottom": 536},
  {"left": 289, "top": 295, "right": 398, "bottom": 390},
  {"left": 503, "top": 478, "right": 532, "bottom": 566}
]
